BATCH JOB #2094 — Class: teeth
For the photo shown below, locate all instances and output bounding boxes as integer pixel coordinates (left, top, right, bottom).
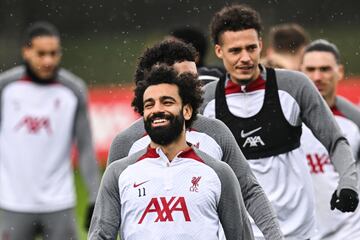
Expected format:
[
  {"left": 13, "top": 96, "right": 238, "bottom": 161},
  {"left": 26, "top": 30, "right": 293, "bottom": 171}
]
[{"left": 153, "top": 119, "right": 167, "bottom": 124}]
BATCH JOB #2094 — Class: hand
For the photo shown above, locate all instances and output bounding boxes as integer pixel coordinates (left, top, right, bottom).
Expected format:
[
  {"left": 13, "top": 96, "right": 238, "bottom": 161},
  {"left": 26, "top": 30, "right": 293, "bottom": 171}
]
[
  {"left": 84, "top": 203, "right": 95, "bottom": 231},
  {"left": 330, "top": 188, "right": 359, "bottom": 212}
]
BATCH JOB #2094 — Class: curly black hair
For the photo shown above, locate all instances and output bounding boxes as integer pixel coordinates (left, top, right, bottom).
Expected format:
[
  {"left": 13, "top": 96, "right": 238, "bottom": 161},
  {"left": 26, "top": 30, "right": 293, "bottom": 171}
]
[
  {"left": 134, "top": 39, "right": 197, "bottom": 84},
  {"left": 210, "top": 4, "right": 262, "bottom": 45},
  {"left": 132, "top": 64, "right": 203, "bottom": 128}
]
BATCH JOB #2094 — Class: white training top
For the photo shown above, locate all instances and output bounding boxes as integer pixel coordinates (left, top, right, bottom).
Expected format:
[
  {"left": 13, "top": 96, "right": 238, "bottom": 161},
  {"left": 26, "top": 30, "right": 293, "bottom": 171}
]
[
  {"left": 301, "top": 111, "right": 360, "bottom": 240},
  {"left": 89, "top": 146, "right": 254, "bottom": 240},
  {"left": 0, "top": 80, "right": 78, "bottom": 212}
]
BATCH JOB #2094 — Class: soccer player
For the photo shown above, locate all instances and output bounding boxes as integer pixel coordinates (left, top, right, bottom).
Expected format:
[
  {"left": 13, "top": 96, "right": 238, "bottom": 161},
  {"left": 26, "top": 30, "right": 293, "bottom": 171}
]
[
  {"left": 261, "top": 23, "right": 310, "bottom": 70},
  {"left": 0, "top": 22, "right": 100, "bottom": 239},
  {"left": 301, "top": 39, "right": 360, "bottom": 239},
  {"left": 201, "top": 4, "right": 358, "bottom": 239},
  {"left": 108, "top": 39, "right": 283, "bottom": 240},
  {"left": 89, "top": 65, "right": 254, "bottom": 239}
]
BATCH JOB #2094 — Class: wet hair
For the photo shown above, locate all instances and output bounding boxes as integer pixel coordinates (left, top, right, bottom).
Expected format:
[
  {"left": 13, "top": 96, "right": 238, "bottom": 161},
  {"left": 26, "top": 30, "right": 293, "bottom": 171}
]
[
  {"left": 269, "top": 23, "right": 310, "bottom": 55},
  {"left": 304, "top": 39, "right": 341, "bottom": 64},
  {"left": 210, "top": 4, "right": 262, "bottom": 45},
  {"left": 134, "top": 40, "right": 197, "bottom": 84},
  {"left": 170, "top": 27, "right": 208, "bottom": 67},
  {"left": 23, "top": 21, "right": 60, "bottom": 47},
  {"left": 132, "top": 65, "right": 203, "bottom": 128}
]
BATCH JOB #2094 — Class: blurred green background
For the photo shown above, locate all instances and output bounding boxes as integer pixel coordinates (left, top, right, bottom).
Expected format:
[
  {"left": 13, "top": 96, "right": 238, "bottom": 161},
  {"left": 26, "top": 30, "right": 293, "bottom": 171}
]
[
  {"left": 1, "top": 0, "right": 360, "bottom": 87},
  {"left": 1, "top": 0, "right": 360, "bottom": 239}
]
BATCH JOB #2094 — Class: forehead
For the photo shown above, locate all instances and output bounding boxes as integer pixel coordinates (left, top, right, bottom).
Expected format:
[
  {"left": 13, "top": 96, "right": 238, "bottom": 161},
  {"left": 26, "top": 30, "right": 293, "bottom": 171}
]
[
  {"left": 143, "top": 83, "right": 180, "bottom": 101},
  {"left": 302, "top": 51, "right": 337, "bottom": 66},
  {"left": 219, "top": 29, "right": 260, "bottom": 47},
  {"left": 30, "top": 36, "right": 60, "bottom": 49},
  {"left": 173, "top": 61, "right": 197, "bottom": 74}
]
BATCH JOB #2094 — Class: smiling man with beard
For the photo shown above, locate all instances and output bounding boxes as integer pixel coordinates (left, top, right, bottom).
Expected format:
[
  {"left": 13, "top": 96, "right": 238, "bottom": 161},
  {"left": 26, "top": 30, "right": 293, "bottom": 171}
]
[
  {"left": 201, "top": 4, "right": 359, "bottom": 240},
  {"left": 88, "top": 65, "right": 254, "bottom": 240}
]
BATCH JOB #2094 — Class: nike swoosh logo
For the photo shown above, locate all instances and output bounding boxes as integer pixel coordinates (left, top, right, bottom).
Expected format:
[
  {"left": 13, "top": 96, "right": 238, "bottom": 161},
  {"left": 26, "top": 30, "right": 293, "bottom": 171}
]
[
  {"left": 133, "top": 180, "right": 149, "bottom": 188},
  {"left": 240, "top": 127, "right": 262, "bottom": 138}
]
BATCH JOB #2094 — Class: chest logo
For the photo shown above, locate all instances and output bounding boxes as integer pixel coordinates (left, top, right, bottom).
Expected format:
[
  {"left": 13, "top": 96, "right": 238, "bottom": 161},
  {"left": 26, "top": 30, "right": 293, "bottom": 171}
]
[
  {"left": 138, "top": 196, "right": 191, "bottom": 224},
  {"left": 307, "top": 153, "right": 330, "bottom": 174},
  {"left": 242, "top": 136, "right": 265, "bottom": 147},
  {"left": 240, "top": 127, "right": 262, "bottom": 138},
  {"left": 133, "top": 180, "right": 149, "bottom": 188},
  {"left": 190, "top": 176, "right": 201, "bottom": 192},
  {"left": 14, "top": 116, "right": 52, "bottom": 135}
]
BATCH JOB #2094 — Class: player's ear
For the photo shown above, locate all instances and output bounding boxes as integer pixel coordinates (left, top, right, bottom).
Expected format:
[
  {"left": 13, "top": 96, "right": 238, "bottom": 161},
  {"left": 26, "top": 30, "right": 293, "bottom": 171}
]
[
  {"left": 22, "top": 46, "right": 31, "bottom": 60},
  {"left": 337, "top": 64, "right": 345, "bottom": 81},
  {"left": 183, "top": 104, "right": 192, "bottom": 121},
  {"left": 214, "top": 44, "right": 223, "bottom": 59}
]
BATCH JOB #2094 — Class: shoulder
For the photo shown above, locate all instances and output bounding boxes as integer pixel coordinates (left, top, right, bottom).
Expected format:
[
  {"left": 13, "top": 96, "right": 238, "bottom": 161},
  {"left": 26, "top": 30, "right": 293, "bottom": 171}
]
[
  {"left": 0, "top": 66, "right": 25, "bottom": 88},
  {"left": 192, "top": 115, "right": 231, "bottom": 138},
  {"left": 336, "top": 96, "right": 360, "bottom": 127},
  {"left": 198, "top": 66, "right": 225, "bottom": 85},
  {"left": 57, "top": 68, "right": 87, "bottom": 99},
  {"left": 274, "top": 68, "right": 313, "bottom": 90},
  {"left": 201, "top": 80, "right": 219, "bottom": 112},
  {"left": 108, "top": 119, "right": 145, "bottom": 163},
  {"left": 107, "top": 148, "right": 147, "bottom": 177},
  {"left": 194, "top": 148, "right": 235, "bottom": 181},
  {"left": 112, "top": 119, "right": 145, "bottom": 147}
]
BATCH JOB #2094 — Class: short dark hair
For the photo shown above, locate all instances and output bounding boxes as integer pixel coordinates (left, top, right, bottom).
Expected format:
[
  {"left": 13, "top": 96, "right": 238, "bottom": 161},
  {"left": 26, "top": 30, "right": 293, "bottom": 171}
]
[
  {"left": 304, "top": 39, "right": 341, "bottom": 64},
  {"left": 210, "top": 4, "right": 262, "bottom": 45},
  {"left": 132, "top": 65, "right": 203, "bottom": 128},
  {"left": 23, "top": 21, "right": 60, "bottom": 47},
  {"left": 170, "top": 27, "right": 208, "bottom": 67},
  {"left": 269, "top": 23, "right": 309, "bottom": 54},
  {"left": 134, "top": 40, "right": 197, "bottom": 84}
]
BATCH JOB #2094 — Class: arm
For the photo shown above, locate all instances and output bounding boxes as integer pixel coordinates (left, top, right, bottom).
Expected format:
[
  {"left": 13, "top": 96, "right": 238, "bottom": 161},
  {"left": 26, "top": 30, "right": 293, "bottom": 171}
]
[
  {"left": 294, "top": 74, "right": 357, "bottom": 192},
  {"left": 74, "top": 84, "right": 100, "bottom": 203},
  {"left": 216, "top": 162, "right": 254, "bottom": 240},
  {"left": 88, "top": 163, "right": 121, "bottom": 239}
]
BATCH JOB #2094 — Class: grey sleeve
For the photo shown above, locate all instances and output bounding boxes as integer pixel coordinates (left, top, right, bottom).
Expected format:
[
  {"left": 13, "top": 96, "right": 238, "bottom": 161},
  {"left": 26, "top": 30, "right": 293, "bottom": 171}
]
[
  {"left": 58, "top": 69, "right": 100, "bottom": 203},
  {"left": 89, "top": 151, "right": 145, "bottom": 239},
  {"left": 88, "top": 162, "right": 122, "bottom": 239},
  {"left": 277, "top": 70, "right": 358, "bottom": 192},
  {"left": 218, "top": 163, "right": 254, "bottom": 240},
  {"left": 199, "top": 81, "right": 217, "bottom": 114},
  {"left": 336, "top": 96, "right": 360, "bottom": 128},
  {"left": 0, "top": 66, "right": 25, "bottom": 126},
  {"left": 193, "top": 116, "right": 283, "bottom": 240},
  {"left": 195, "top": 149, "right": 254, "bottom": 240},
  {"left": 107, "top": 119, "right": 145, "bottom": 166},
  {"left": 336, "top": 96, "right": 360, "bottom": 161}
]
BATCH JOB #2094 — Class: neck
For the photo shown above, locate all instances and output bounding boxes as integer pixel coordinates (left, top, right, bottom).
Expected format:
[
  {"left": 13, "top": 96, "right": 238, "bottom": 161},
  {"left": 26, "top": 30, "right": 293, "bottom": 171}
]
[
  {"left": 324, "top": 94, "right": 336, "bottom": 108},
  {"left": 268, "top": 53, "right": 301, "bottom": 70},
  {"left": 150, "top": 130, "right": 189, "bottom": 161}
]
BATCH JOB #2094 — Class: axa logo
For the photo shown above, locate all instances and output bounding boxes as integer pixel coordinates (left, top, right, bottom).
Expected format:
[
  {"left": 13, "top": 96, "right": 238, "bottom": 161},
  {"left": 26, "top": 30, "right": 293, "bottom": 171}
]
[
  {"left": 14, "top": 116, "right": 52, "bottom": 135},
  {"left": 307, "top": 153, "right": 330, "bottom": 174},
  {"left": 242, "top": 136, "right": 265, "bottom": 147},
  {"left": 190, "top": 176, "right": 201, "bottom": 192},
  {"left": 241, "top": 127, "right": 265, "bottom": 147},
  {"left": 138, "top": 196, "right": 191, "bottom": 224}
]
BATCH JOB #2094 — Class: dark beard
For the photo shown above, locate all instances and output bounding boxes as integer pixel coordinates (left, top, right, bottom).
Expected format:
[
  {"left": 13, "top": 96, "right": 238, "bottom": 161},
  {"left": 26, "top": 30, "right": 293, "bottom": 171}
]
[
  {"left": 24, "top": 61, "right": 58, "bottom": 84},
  {"left": 144, "top": 111, "right": 184, "bottom": 146}
]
